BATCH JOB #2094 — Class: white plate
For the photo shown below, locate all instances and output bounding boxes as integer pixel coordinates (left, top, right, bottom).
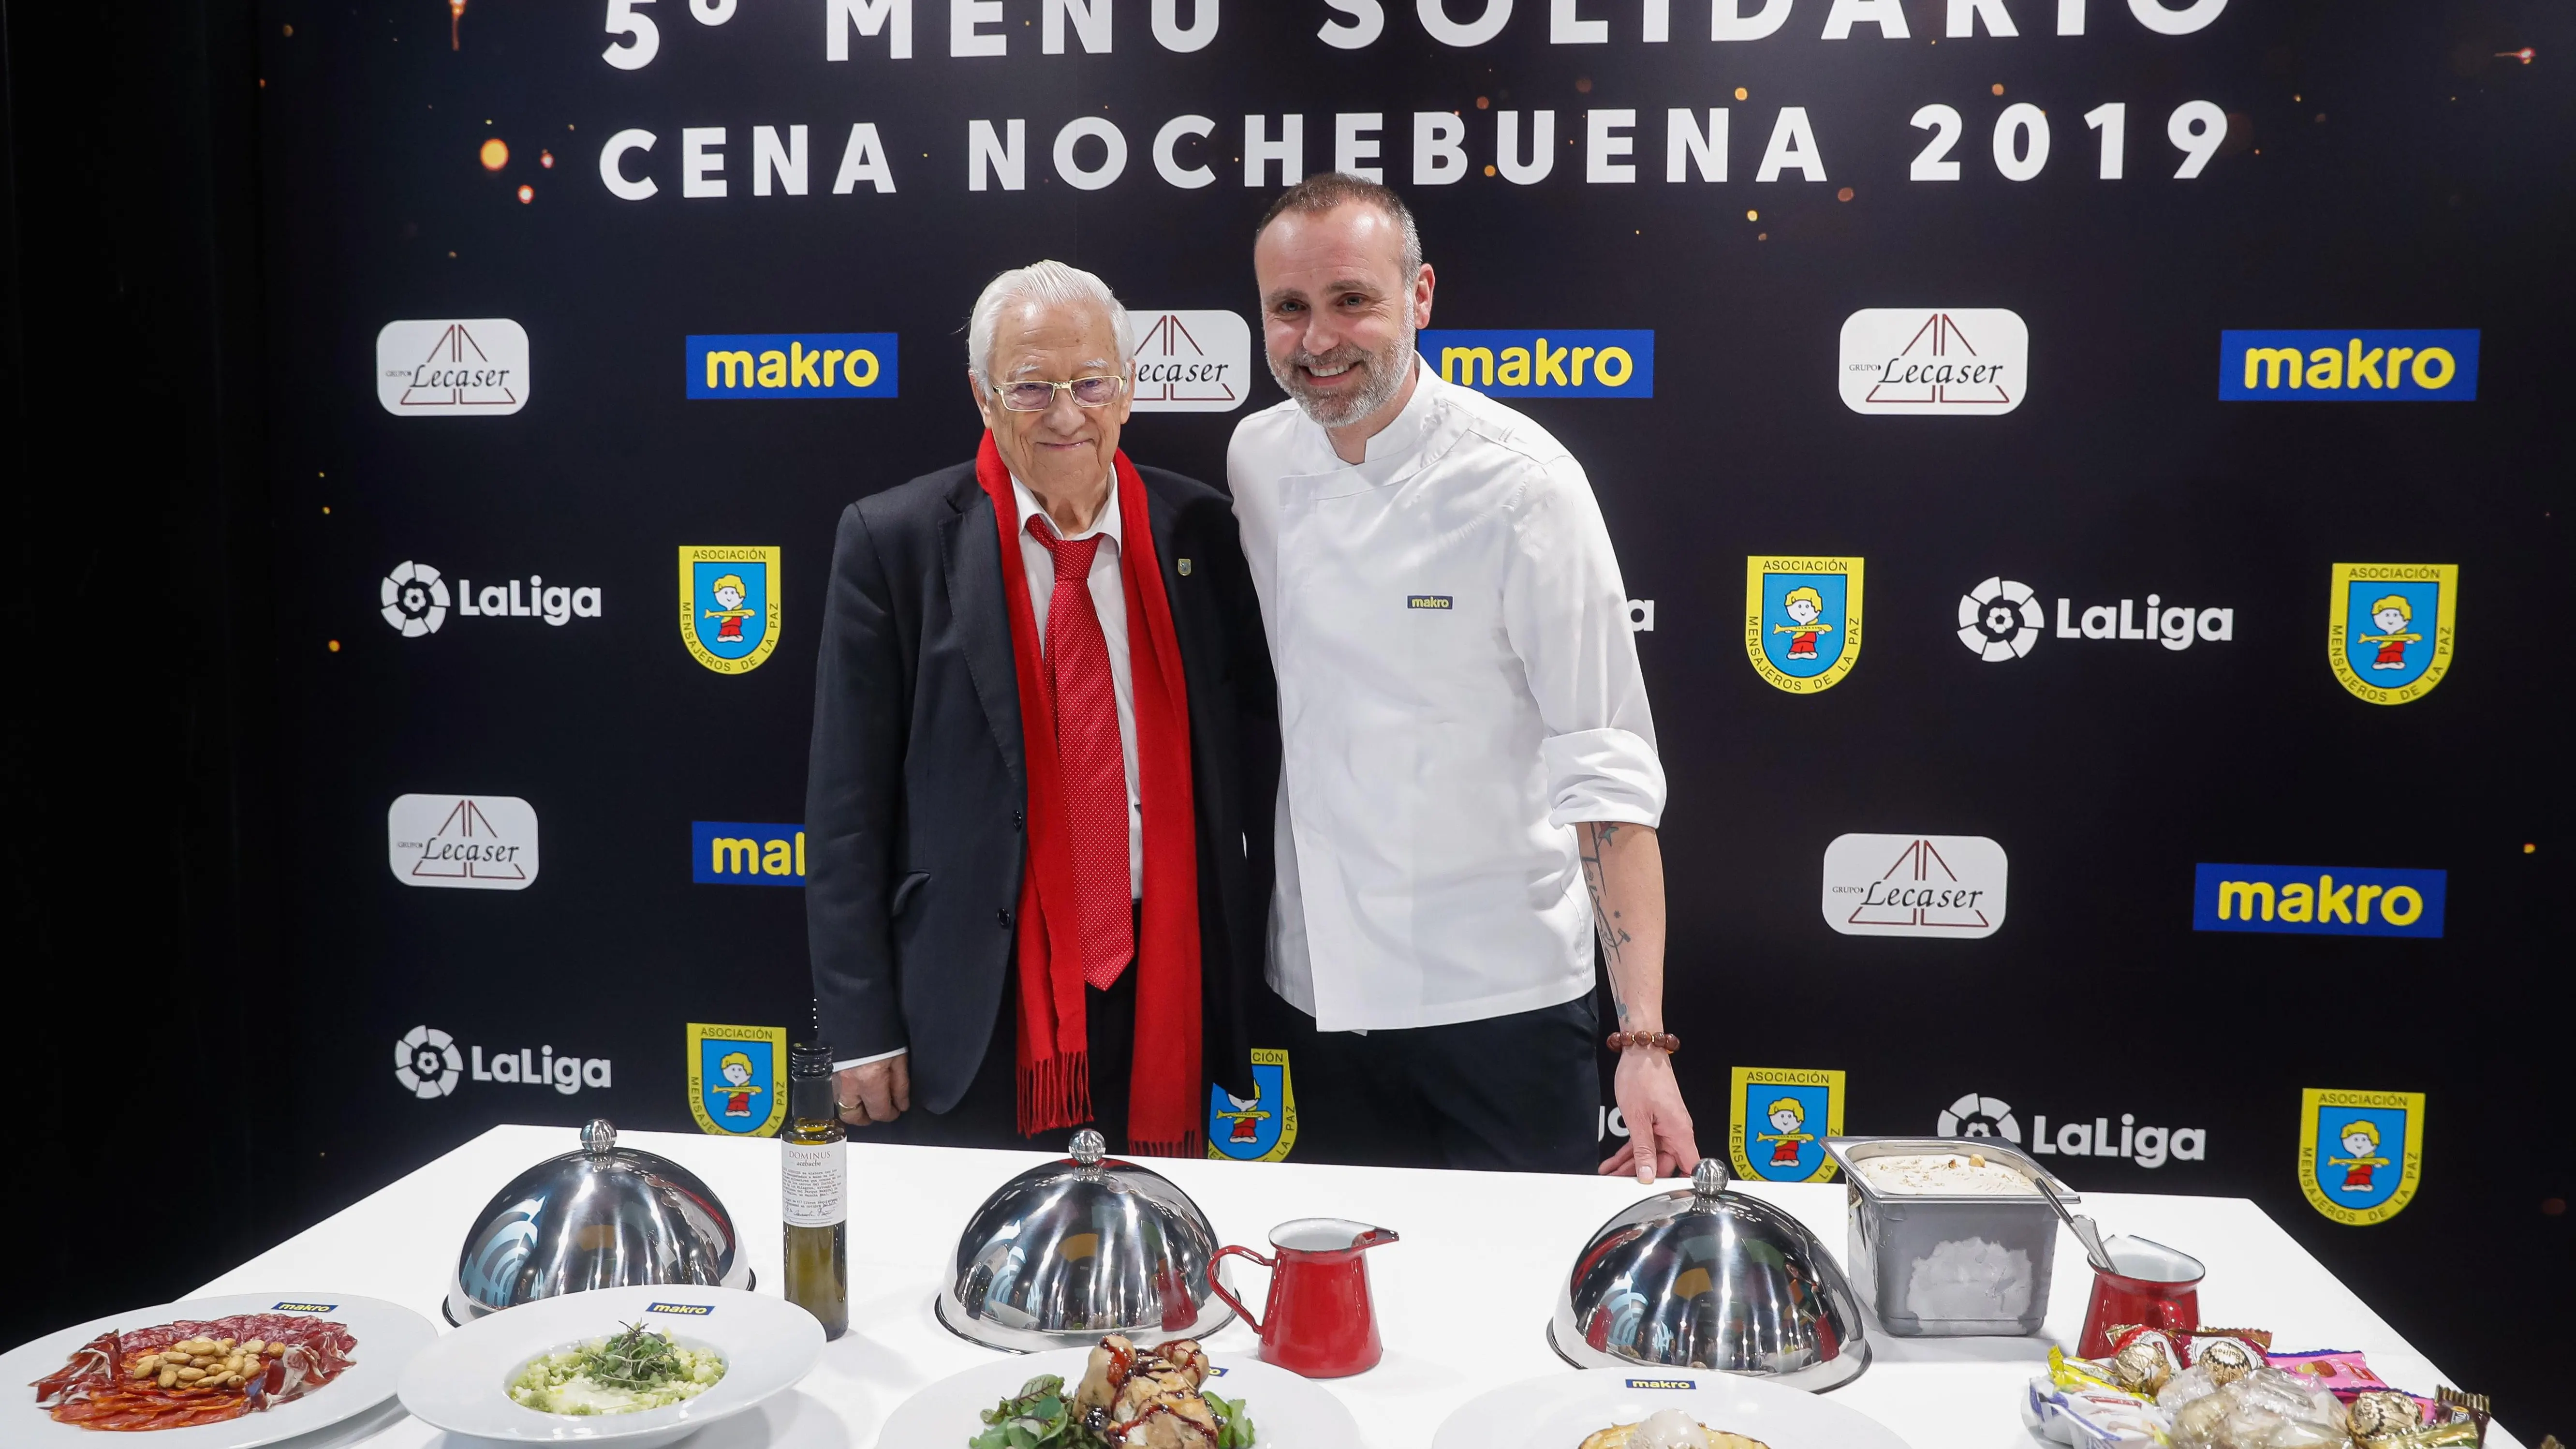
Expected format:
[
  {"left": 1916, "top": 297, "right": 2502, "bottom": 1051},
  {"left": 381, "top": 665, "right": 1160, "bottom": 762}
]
[
  {"left": 397, "top": 1286, "right": 821, "bottom": 1449},
  {"left": 875, "top": 1346, "right": 1360, "bottom": 1449},
  {"left": 1431, "top": 1367, "right": 1915, "bottom": 1449},
  {"left": 0, "top": 1291, "right": 436, "bottom": 1449}
]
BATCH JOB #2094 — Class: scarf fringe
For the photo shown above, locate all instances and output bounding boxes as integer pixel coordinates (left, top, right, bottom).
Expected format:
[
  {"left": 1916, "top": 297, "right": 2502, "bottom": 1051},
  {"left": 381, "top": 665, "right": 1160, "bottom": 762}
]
[
  {"left": 1122, "top": 1132, "right": 1204, "bottom": 1159},
  {"left": 1016, "top": 1050, "right": 1092, "bottom": 1138}
]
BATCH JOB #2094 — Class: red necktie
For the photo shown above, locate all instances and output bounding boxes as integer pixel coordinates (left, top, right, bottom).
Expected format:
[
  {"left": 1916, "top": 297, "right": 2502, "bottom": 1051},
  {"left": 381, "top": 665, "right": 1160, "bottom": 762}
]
[{"left": 1026, "top": 515, "right": 1134, "bottom": 990}]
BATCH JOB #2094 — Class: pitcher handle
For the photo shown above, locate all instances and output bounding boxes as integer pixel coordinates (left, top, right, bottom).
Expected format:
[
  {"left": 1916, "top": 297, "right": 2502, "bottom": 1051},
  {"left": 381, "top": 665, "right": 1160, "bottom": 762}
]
[{"left": 1206, "top": 1245, "right": 1272, "bottom": 1335}]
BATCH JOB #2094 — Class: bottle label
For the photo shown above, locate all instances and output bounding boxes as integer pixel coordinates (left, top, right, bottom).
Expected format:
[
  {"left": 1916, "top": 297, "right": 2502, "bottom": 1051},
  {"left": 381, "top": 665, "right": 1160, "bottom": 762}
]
[{"left": 782, "top": 1140, "right": 846, "bottom": 1227}]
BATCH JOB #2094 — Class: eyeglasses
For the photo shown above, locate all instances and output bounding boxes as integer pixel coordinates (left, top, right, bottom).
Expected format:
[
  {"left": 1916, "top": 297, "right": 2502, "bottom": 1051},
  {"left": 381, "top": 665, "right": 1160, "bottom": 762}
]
[{"left": 992, "top": 375, "right": 1125, "bottom": 411}]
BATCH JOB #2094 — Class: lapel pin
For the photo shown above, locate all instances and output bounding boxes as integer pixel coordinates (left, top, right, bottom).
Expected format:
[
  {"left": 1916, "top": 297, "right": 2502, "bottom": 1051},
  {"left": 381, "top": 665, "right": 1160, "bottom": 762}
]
[{"left": 1178, "top": 558, "right": 1193, "bottom": 576}]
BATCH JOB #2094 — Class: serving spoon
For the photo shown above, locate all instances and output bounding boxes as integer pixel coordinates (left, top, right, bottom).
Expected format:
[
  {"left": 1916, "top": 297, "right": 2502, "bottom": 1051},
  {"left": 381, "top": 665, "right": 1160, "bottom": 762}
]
[{"left": 2036, "top": 1175, "right": 2118, "bottom": 1273}]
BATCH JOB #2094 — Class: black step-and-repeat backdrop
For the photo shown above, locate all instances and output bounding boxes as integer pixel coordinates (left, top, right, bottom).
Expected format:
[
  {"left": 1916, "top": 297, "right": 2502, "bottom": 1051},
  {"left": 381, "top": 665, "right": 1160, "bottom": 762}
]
[{"left": 262, "top": 0, "right": 2566, "bottom": 1387}]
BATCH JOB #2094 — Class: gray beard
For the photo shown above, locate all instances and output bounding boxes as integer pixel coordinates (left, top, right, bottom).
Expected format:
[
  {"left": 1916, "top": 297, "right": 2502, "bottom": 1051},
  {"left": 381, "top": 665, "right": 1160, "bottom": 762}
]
[{"left": 1270, "top": 322, "right": 1415, "bottom": 431}]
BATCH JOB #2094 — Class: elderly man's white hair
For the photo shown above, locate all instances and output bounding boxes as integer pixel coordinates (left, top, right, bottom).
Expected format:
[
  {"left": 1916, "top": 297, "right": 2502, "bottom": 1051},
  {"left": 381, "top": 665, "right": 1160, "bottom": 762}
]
[{"left": 967, "top": 260, "right": 1135, "bottom": 384}]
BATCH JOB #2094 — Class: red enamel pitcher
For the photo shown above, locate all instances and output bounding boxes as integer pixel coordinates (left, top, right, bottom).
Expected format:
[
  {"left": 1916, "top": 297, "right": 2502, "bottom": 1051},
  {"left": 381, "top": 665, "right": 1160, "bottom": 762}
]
[{"left": 1207, "top": 1218, "right": 1398, "bottom": 1378}]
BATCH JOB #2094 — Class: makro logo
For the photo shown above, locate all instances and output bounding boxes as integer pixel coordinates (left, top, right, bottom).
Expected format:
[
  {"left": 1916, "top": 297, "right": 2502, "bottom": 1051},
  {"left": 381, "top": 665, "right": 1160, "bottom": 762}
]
[
  {"left": 388, "top": 794, "right": 540, "bottom": 890},
  {"left": 1821, "top": 834, "right": 2006, "bottom": 938},
  {"left": 380, "top": 562, "right": 602, "bottom": 635},
  {"left": 1423, "top": 329, "right": 1653, "bottom": 399},
  {"left": 1127, "top": 310, "right": 1251, "bottom": 413},
  {"left": 377, "top": 319, "right": 529, "bottom": 417},
  {"left": 1935, "top": 1092, "right": 2206, "bottom": 1169},
  {"left": 2220, "top": 329, "right": 2478, "bottom": 401},
  {"left": 646, "top": 1302, "right": 714, "bottom": 1316},
  {"left": 1839, "top": 309, "right": 2025, "bottom": 415},
  {"left": 2193, "top": 864, "right": 2446, "bottom": 939},
  {"left": 1955, "top": 576, "right": 2234, "bottom": 660},
  {"left": 693, "top": 822, "right": 806, "bottom": 886},
  {"left": 687, "top": 332, "right": 898, "bottom": 399}
]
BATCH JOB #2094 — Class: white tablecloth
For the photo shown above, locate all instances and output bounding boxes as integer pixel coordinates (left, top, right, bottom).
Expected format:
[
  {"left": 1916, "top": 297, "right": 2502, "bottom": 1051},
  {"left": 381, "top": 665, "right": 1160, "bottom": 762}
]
[{"left": 190, "top": 1125, "right": 2518, "bottom": 1449}]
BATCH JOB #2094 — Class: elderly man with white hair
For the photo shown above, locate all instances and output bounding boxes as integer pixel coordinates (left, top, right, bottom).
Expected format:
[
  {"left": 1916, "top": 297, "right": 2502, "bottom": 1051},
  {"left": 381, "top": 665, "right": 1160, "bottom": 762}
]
[{"left": 805, "top": 261, "right": 1277, "bottom": 1155}]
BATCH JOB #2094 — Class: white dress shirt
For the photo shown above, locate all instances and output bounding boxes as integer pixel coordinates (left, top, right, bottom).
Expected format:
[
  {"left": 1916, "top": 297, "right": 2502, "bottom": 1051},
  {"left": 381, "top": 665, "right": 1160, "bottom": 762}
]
[
  {"left": 835, "top": 472, "right": 1142, "bottom": 1073},
  {"left": 1227, "top": 359, "right": 1666, "bottom": 1033}
]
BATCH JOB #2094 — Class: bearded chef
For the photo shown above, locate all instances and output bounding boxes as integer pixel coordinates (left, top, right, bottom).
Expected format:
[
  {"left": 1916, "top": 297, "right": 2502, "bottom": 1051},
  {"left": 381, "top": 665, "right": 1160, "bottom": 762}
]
[{"left": 1227, "top": 173, "right": 1697, "bottom": 1181}]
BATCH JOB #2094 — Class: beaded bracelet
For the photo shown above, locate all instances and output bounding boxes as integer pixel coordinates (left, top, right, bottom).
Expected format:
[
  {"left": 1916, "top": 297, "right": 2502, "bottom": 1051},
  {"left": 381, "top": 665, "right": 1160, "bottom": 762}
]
[{"left": 1605, "top": 1031, "right": 1681, "bottom": 1054}]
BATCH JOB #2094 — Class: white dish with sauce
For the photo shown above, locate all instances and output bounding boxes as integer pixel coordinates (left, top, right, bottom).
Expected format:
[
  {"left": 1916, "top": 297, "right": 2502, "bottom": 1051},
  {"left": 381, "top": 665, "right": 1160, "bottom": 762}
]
[{"left": 396, "top": 1285, "right": 821, "bottom": 1448}]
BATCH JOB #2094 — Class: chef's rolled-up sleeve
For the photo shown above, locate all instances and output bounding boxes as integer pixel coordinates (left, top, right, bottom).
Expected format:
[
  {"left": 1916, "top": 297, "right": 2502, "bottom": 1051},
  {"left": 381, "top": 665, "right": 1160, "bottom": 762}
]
[{"left": 1503, "top": 456, "right": 1668, "bottom": 830}]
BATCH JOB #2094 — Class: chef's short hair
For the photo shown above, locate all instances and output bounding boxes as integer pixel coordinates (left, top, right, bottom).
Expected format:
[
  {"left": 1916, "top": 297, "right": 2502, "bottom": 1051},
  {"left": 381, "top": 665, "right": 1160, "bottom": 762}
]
[
  {"left": 968, "top": 260, "right": 1135, "bottom": 384},
  {"left": 1256, "top": 172, "right": 1424, "bottom": 276}
]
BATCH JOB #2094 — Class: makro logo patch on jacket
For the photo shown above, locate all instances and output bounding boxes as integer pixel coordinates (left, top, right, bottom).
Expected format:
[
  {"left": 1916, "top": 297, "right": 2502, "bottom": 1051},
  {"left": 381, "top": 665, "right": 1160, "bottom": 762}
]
[
  {"left": 687, "top": 333, "right": 898, "bottom": 398},
  {"left": 2219, "top": 329, "right": 2478, "bottom": 400},
  {"left": 2192, "top": 864, "right": 2446, "bottom": 938},
  {"left": 1423, "top": 329, "right": 1653, "bottom": 398}
]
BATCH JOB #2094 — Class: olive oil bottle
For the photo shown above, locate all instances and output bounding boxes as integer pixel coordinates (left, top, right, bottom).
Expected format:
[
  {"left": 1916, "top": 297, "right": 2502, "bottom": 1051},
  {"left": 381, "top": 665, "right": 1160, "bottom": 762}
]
[{"left": 781, "top": 1042, "right": 848, "bottom": 1339}]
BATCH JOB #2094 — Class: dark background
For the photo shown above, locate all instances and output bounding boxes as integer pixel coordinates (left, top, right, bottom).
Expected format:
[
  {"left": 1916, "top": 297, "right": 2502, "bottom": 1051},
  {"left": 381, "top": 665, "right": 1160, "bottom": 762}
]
[{"left": 7, "top": 0, "right": 2568, "bottom": 1437}]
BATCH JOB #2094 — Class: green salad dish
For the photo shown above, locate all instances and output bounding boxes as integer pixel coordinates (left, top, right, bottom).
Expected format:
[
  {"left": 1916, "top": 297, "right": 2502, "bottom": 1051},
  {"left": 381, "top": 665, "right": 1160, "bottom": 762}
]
[
  {"left": 969, "top": 1373, "right": 1255, "bottom": 1449},
  {"left": 507, "top": 1322, "right": 728, "bottom": 1416}
]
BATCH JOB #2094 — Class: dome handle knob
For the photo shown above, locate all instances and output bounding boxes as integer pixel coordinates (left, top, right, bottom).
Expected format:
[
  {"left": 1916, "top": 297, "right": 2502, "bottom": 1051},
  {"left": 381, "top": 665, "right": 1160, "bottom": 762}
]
[
  {"left": 582, "top": 1119, "right": 617, "bottom": 1154},
  {"left": 1068, "top": 1128, "right": 1106, "bottom": 1167},
  {"left": 1691, "top": 1158, "right": 1729, "bottom": 1201}
]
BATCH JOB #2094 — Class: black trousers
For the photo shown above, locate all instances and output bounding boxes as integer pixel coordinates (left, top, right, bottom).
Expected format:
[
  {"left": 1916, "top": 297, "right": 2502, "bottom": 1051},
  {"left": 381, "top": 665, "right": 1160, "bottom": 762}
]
[
  {"left": 1251, "top": 982, "right": 1603, "bottom": 1174},
  {"left": 882, "top": 932, "right": 1139, "bottom": 1153}
]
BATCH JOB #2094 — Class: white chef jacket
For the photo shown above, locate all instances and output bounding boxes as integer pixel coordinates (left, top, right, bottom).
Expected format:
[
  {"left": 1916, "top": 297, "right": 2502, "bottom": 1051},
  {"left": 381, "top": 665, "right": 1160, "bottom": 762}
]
[
  {"left": 836, "top": 473, "right": 1141, "bottom": 1072},
  {"left": 1227, "top": 359, "right": 1665, "bottom": 1033}
]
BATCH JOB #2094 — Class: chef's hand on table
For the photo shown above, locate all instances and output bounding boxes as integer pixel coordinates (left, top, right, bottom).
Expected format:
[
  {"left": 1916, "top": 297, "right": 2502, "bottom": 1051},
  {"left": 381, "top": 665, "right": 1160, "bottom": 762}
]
[
  {"left": 1599, "top": 1049, "right": 1699, "bottom": 1182},
  {"left": 836, "top": 1056, "right": 911, "bottom": 1125}
]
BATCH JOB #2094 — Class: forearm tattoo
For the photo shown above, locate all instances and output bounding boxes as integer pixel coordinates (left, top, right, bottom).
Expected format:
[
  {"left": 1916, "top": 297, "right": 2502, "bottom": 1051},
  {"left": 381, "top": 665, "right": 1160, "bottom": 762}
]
[{"left": 1580, "top": 823, "right": 1636, "bottom": 1023}]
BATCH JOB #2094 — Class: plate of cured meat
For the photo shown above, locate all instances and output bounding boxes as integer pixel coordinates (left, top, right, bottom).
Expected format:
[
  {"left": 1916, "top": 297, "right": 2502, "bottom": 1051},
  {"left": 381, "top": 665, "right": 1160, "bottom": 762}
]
[{"left": 5, "top": 1292, "right": 433, "bottom": 1448}]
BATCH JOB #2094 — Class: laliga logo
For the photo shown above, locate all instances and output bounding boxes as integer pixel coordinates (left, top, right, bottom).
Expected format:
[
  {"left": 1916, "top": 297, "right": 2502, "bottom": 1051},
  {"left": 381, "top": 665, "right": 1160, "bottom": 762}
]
[
  {"left": 395, "top": 1025, "right": 463, "bottom": 1099},
  {"left": 1938, "top": 1092, "right": 2206, "bottom": 1168},
  {"left": 380, "top": 561, "right": 603, "bottom": 634},
  {"left": 382, "top": 562, "right": 450, "bottom": 637},
  {"left": 1956, "top": 576, "right": 2235, "bottom": 660},
  {"left": 393, "top": 1025, "right": 612, "bottom": 1099}
]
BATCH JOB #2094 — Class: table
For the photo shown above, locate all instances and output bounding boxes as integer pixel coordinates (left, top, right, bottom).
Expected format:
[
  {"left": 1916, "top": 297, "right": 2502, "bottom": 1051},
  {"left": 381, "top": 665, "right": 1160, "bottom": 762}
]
[{"left": 193, "top": 1125, "right": 2520, "bottom": 1449}]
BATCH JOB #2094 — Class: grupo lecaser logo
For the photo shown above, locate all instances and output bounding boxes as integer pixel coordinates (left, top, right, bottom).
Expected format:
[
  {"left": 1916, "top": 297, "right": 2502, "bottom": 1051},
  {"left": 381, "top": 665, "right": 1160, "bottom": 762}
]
[
  {"left": 2220, "top": 330, "right": 2478, "bottom": 401},
  {"left": 377, "top": 319, "right": 529, "bottom": 416},
  {"left": 686, "top": 333, "right": 898, "bottom": 399},
  {"left": 1127, "top": 310, "right": 1251, "bottom": 413},
  {"left": 694, "top": 822, "right": 806, "bottom": 885},
  {"left": 1423, "top": 329, "right": 1653, "bottom": 398},
  {"left": 388, "top": 794, "right": 539, "bottom": 890},
  {"left": 2328, "top": 563, "right": 2457, "bottom": 706},
  {"left": 2300, "top": 1088, "right": 2425, "bottom": 1226},
  {"left": 2193, "top": 864, "right": 2445, "bottom": 939},
  {"left": 1821, "top": 834, "right": 2006, "bottom": 938},
  {"left": 1839, "top": 309, "right": 2025, "bottom": 415}
]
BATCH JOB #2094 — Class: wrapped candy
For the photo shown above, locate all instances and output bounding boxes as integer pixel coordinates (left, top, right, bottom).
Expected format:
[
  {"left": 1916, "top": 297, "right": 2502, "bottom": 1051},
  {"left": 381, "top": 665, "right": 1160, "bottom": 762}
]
[
  {"left": 2186, "top": 1338, "right": 2266, "bottom": 1388},
  {"left": 2265, "top": 1348, "right": 2388, "bottom": 1402},
  {"left": 2165, "top": 1366, "right": 2351, "bottom": 1449},
  {"left": 2105, "top": 1327, "right": 2187, "bottom": 1397}
]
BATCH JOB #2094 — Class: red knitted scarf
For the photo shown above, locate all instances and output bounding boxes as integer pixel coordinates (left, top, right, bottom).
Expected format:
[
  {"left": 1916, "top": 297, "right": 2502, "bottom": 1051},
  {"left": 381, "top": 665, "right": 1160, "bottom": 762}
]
[{"left": 977, "top": 434, "right": 1203, "bottom": 1157}]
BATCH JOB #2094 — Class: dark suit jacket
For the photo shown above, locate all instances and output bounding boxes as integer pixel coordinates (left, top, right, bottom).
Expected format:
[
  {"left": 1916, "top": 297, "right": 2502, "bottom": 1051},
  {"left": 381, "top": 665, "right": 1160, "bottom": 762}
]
[{"left": 805, "top": 459, "right": 1278, "bottom": 1114}]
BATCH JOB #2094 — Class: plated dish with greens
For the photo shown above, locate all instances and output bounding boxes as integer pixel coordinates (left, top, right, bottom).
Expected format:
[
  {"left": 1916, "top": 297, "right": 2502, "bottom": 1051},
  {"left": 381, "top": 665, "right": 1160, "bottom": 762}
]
[
  {"left": 507, "top": 1323, "right": 726, "bottom": 1417},
  {"left": 396, "top": 1284, "right": 820, "bottom": 1447},
  {"left": 972, "top": 1336, "right": 1253, "bottom": 1449}
]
